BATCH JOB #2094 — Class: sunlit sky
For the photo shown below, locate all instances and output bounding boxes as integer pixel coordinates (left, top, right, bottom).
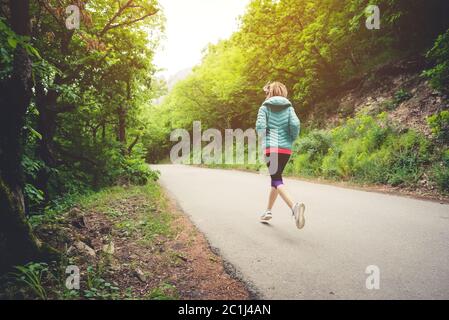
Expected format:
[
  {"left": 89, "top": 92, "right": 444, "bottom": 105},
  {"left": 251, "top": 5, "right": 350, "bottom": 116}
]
[{"left": 153, "top": 0, "right": 251, "bottom": 79}]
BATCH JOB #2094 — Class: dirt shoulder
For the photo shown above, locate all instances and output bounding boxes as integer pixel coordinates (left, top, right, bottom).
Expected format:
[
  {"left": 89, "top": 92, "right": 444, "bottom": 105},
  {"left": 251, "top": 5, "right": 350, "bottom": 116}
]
[{"left": 1, "top": 183, "right": 250, "bottom": 300}]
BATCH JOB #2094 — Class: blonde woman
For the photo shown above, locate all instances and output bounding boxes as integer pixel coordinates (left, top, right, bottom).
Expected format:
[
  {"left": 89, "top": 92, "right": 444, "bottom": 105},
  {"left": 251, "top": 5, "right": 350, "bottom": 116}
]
[{"left": 256, "top": 82, "right": 306, "bottom": 229}]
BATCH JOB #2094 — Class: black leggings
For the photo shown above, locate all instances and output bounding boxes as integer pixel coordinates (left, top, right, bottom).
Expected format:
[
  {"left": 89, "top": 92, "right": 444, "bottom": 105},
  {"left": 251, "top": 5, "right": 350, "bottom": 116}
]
[{"left": 266, "top": 153, "right": 291, "bottom": 188}]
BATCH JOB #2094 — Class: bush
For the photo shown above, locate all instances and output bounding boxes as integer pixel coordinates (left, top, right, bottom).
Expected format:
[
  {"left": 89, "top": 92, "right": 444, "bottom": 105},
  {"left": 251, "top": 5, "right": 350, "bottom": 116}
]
[
  {"left": 289, "top": 113, "right": 434, "bottom": 188},
  {"left": 287, "top": 153, "right": 318, "bottom": 177},
  {"left": 295, "top": 130, "right": 332, "bottom": 162},
  {"left": 287, "top": 130, "right": 332, "bottom": 177},
  {"left": 386, "top": 130, "right": 430, "bottom": 186},
  {"left": 380, "top": 89, "right": 413, "bottom": 111},
  {"left": 119, "top": 156, "right": 159, "bottom": 186},
  {"left": 428, "top": 110, "right": 449, "bottom": 144},
  {"left": 393, "top": 89, "right": 413, "bottom": 105},
  {"left": 324, "top": 114, "right": 391, "bottom": 182},
  {"left": 431, "top": 149, "right": 449, "bottom": 192},
  {"left": 423, "top": 29, "right": 449, "bottom": 93},
  {"left": 320, "top": 149, "right": 340, "bottom": 178},
  {"left": 85, "top": 143, "right": 159, "bottom": 187}
]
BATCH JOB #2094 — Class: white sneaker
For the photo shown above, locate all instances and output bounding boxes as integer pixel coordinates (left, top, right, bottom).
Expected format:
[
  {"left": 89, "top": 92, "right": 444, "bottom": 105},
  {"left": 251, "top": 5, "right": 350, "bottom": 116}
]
[
  {"left": 260, "top": 211, "right": 273, "bottom": 222},
  {"left": 292, "top": 203, "right": 306, "bottom": 229}
]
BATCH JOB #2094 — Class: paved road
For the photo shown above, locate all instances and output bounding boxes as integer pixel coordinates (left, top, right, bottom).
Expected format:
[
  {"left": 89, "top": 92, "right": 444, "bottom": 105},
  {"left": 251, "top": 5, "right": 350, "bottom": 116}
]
[{"left": 152, "top": 164, "right": 449, "bottom": 300}]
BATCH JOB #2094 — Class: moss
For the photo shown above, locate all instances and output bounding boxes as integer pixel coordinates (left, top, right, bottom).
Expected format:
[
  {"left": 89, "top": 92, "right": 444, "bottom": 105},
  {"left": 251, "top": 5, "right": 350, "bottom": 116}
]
[{"left": 0, "top": 178, "right": 59, "bottom": 273}]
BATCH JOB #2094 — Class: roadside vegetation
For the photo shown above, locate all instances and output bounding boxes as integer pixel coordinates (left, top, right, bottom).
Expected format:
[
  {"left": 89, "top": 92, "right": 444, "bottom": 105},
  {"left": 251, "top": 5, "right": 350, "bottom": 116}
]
[
  {"left": 151, "top": 0, "right": 449, "bottom": 198},
  {"left": 286, "top": 110, "right": 449, "bottom": 194},
  {"left": 202, "top": 109, "right": 449, "bottom": 197},
  {"left": 1, "top": 0, "right": 448, "bottom": 297},
  {"left": 0, "top": 181, "right": 249, "bottom": 300}
]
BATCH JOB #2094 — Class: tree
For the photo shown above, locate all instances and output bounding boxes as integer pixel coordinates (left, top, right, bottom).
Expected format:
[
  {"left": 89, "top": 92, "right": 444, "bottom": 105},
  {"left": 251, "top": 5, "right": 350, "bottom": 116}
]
[
  {"left": 31, "top": 0, "right": 161, "bottom": 199},
  {"left": 0, "top": 0, "right": 49, "bottom": 273},
  {"left": 0, "top": 0, "right": 163, "bottom": 272}
]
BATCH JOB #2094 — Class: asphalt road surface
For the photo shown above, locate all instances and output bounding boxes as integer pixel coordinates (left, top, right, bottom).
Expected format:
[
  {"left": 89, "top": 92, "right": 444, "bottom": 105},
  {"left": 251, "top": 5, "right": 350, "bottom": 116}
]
[{"left": 153, "top": 164, "right": 449, "bottom": 300}]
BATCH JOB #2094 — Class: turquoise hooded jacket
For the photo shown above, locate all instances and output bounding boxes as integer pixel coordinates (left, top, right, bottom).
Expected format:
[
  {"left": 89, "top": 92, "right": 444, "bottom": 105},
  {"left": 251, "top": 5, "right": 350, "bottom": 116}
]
[{"left": 256, "top": 96, "right": 300, "bottom": 153}]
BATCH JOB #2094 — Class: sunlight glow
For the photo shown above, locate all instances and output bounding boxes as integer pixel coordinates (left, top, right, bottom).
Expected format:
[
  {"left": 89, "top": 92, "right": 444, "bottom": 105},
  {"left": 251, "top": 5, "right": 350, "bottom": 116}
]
[{"left": 153, "top": 0, "right": 251, "bottom": 79}]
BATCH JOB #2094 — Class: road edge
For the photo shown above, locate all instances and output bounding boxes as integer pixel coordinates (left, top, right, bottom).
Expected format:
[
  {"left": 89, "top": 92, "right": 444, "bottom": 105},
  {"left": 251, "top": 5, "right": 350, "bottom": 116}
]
[
  {"left": 159, "top": 182, "right": 263, "bottom": 300},
  {"left": 193, "top": 164, "right": 449, "bottom": 205}
]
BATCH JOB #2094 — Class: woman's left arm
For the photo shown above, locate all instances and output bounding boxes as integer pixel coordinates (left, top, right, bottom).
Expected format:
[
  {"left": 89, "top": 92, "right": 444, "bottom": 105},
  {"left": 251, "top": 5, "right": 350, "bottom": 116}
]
[{"left": 256, "top": 106, "right": 267, "bottom": 133}]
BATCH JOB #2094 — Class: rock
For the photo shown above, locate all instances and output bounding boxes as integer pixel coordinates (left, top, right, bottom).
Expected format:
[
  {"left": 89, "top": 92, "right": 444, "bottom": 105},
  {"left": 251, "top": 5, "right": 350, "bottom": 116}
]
[
  {"left": 68, "top": 207, "right": 89, "bottom": 229},
  {"left": 174, "top": 252, "right": 188, "bottom": 262},
  {"left": 134, "top": 268, "right": 146, "bottom": 282},
  {"left": 68, "top": 241, "right": 96, "bottom": 258},
  {"left": 67, "top": 207, "right": 89, "bottom": 229},
  {"left": 68, "top": 207, "right": 84, "bottom": 218},
  {"left": 102, "top": 242, "right": 115, "bottom": 255},
  {"left": 98, "top": 222, "right": 112, "bottom": 234},
  {"left": 129, "top": 253, "right": 139, "bottom": 260},
  {"left": 109, "top": 263, "right": 121, "bottom": 272}
]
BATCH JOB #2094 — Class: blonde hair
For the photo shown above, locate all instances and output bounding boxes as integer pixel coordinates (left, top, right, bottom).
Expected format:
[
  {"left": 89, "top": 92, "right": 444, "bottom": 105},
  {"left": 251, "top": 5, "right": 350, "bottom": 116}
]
[{"left": 263, "top": 81, "right": 288, "bottom": 98}]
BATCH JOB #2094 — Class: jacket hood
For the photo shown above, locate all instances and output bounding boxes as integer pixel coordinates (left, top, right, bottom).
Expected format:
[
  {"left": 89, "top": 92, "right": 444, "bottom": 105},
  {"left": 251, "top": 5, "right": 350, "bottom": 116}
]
[{"left": 263, "top": 96, "right": 292, "bottom": 111}]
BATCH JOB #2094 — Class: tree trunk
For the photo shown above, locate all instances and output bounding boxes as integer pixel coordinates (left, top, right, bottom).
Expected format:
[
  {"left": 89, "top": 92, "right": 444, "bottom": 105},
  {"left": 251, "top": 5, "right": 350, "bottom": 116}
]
[
  {"left": 101, "top": 121, "right": 106, "bottom": 142},
  {"left": 117, "top": 104, "right": 127, "bottom": 153},
  {"left": 35, "top": 80, "right": 58, "bottom": 202},
  {"left": 0, "top": 0, "right": 51, "bottom": 273}
]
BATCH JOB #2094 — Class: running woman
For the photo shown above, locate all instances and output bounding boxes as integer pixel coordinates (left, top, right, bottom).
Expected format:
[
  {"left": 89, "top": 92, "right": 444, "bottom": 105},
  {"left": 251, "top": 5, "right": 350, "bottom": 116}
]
[{"left": 256, "top": 82, "right": 306, "bottom": 229}]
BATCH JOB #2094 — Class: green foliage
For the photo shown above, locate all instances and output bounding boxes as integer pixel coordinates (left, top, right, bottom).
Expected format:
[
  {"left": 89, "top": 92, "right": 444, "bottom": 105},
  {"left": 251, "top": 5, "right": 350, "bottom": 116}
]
[
  {"left": 84, "top": 266, "right": 120, "bottom": 300},
  {"left": 431, "top": 150, "right": 449, "bottom": 192},
  {"left": 286, "top": 113, "right": 434, "bottom": 187},
  {"left": 387, "top": 131, "right": 430, "bottom": 186},
  {"left": 428, "top": 111, "right": 449, "bottom": 144},
  {"left": 393, "top": 89, "right": 413, "bottom": 105},
  {"left": 428, "top": 110, "right": 449, "bottom": 192},
  {"left": 12, "top": 262, "right": 49, "bottom": 300},
  {"left": 379, "top": 89, "right": 414, "bottom": 112},
  {"left": 155, "top": 0, "right": 449, "bottom": 138},
  {"left": 146, "top": 282, "right": 179, "bottom": 300},
  {"left": 22, "top": 155, "right": 46, "bottom": 210},
  {"left": 359, "top": 88, "right": 412, "bottom": 115},
  {"left": 0, "top": 17, "right": 41, "bottom": 79},
  {"left": 24, "top": 184, "right": 45, "bottom": 208},
  {"left": 423, "top": 29, "right": 449, "bottom": 93},
  {"left": 296, "top": 131, "right": 333, "bottom": 162},
  {"left": 0, "top": 0, "right": 164, "bottom": 219},
  {"left": 120, "top": 155, "right": 160, "bottom": 186},
  {"left": 115, "top": 184, "right": 172, "bottom": 244},
  {"left": 2, "top": 4, "right": 166, "bottom": 245}
]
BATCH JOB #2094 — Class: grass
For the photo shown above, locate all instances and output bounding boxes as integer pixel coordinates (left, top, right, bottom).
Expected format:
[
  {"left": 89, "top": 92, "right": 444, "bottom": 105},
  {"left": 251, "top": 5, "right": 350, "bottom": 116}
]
[
  {"left": 11, "top": 262, "right": 50, "bottom": 300},
  {"left": 109, "top": 185, "right": 173, "bottom": 245},
  {"left": 83, "top": 266, "right": 120, "bottom": 300},
  {"left": 72, "top": 183, "right": 173, "bottom": 245},
  {"left": 1, "top": 181, "right": 178, "bottom": 300},
  {"left": 146, "top": 282, "right": 179, "bottom": 300}
]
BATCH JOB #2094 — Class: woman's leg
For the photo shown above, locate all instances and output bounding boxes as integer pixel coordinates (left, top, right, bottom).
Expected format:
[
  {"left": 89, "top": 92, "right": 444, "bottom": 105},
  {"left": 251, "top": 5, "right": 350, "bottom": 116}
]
[
  {"left": 276, "top": 185, "right": 294, "bottom": 209},
  {"left": 267, "top": 187, "right": 278, "bottom": 211},
  {"left": 267, "top": 154, "right": 306, "bottom": 229},
  {"left": 270, "top": 153, "right": 294, "bottom": 209}
]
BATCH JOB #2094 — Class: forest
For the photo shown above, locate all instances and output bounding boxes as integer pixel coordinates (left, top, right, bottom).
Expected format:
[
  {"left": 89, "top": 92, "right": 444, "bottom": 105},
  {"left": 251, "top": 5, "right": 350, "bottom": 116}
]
[
  {"left": 1, "top": 0, "right": 164, "bottom": 284},
  {"left": 150, "top": 0, "right": 449, "bottom": 194},
  {"left": 0, "top": 0, "right": 448, "bottom": 299}
]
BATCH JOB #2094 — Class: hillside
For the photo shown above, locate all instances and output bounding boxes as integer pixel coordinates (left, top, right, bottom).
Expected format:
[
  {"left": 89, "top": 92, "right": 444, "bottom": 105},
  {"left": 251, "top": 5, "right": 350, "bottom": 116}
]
[
  {"left": 316, "top": 56, "right": 448, "bottom": 135},
  {"left": 146, "top": 0, "right": 449, "bottom": 199},
  {"left": 288, "top": 56, "right": 449, "bottom": 201},
  {"left": 196, "top": 58, "right": 449, "bottom": 201}
]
